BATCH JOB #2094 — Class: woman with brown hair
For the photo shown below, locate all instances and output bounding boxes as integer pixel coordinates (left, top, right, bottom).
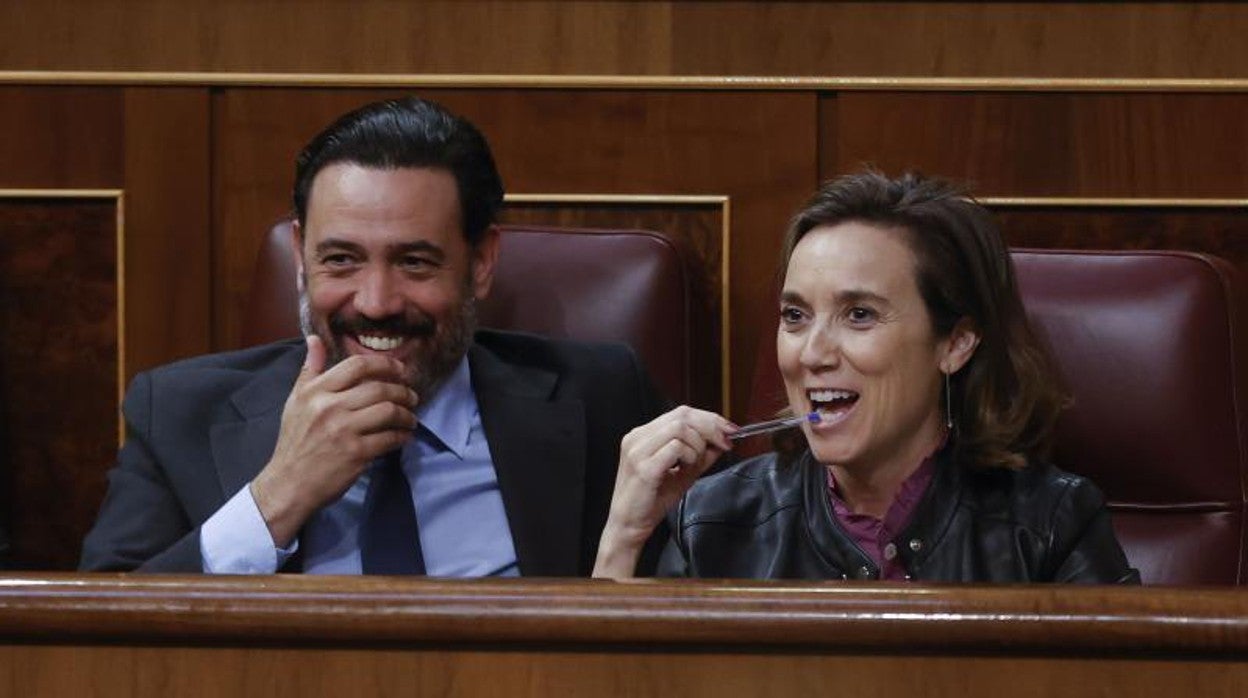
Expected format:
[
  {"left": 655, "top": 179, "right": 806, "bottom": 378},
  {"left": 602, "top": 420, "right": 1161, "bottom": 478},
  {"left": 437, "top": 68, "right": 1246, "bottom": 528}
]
[{"left": 594, "top": 171, "right": 1138, "bottom": 583}]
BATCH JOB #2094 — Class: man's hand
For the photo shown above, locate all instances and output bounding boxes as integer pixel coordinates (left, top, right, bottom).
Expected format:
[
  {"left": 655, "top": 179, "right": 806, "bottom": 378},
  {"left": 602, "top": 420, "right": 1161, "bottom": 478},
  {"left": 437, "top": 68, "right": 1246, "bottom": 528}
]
[
  {"left": 593, "top": 406, "right": 734, "bottom": 579},
  {"left": 250, "top": 335, "right": 418, "bottom": 547}
]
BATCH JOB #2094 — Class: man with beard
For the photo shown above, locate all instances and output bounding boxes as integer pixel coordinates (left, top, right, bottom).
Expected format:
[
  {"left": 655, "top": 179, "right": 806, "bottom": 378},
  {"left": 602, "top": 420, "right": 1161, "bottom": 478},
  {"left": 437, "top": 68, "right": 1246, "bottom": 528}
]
[{"left": 79, "top": 98, "right": 667, "bottom": 576}]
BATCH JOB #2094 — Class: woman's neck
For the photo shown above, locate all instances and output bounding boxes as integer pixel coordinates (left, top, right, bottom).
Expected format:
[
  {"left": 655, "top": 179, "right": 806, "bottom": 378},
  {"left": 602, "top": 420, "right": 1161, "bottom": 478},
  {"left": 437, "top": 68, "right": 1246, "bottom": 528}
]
[{"left": 828, "top": 417, "right": 946, "bottom": 519}]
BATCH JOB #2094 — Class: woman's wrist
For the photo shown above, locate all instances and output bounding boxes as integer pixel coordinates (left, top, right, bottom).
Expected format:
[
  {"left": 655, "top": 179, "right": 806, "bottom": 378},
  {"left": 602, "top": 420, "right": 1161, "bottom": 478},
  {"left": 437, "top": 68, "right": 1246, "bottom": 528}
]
[{"left": 592, "top": 522, "right": 652, "bottom": 578}]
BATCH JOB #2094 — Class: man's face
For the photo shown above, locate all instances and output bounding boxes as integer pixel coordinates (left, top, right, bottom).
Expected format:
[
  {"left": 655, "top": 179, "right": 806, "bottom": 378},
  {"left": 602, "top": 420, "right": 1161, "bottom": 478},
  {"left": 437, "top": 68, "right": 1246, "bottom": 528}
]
[{"left": 294, "top": 163, "right": 499, "bottom": 397}]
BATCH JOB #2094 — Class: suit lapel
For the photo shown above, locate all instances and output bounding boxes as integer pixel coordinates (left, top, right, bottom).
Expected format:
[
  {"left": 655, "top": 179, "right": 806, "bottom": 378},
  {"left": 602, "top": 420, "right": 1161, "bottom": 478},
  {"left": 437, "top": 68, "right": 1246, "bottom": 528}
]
[
  {"left": 210, "top": 344, "right": 305, "bottom": 500},
  {"left": 470, "top": 342, "right": 587, "bottom": 576}
]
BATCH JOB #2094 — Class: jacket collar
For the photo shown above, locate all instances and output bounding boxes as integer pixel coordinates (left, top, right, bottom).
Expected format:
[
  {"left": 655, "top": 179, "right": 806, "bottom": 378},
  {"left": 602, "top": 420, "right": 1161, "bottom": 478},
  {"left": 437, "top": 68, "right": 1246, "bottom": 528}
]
[
  {"left": 467, "top": 337, "right": 587, "bottom": 576},
  {"left": 210, "top": 341, "right": 305, "bottom": 498},
  {"left": 892, "top": 446, "right": 962, "bottom": 574},
  {"left": 800, "top": 445, "right": 962, "bottom": 579}
]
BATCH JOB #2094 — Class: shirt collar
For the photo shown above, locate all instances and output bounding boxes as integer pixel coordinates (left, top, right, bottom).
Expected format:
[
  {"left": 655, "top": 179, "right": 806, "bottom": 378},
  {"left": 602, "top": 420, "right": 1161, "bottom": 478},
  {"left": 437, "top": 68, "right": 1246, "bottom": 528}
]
[
  {"left": 826, "top": 440, "right": 942, "bottom": 534},
  {"left": 414, "top": 355, "right": 476, "bottom": 458}
]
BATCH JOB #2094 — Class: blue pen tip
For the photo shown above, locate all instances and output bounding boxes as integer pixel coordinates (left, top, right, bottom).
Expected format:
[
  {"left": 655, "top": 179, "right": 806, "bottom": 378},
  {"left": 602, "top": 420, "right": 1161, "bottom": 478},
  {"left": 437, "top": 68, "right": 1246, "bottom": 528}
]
[{"left": 806, "top": 411, "right": 822, "bottom": 424}]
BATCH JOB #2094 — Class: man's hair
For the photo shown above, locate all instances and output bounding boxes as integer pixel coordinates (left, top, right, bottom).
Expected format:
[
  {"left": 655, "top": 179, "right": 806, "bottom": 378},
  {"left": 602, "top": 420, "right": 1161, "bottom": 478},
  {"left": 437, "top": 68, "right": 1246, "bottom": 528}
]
[
  {"left": 780, "top": 170, "right": 1068, "bottom": 470},
  {"left": 293, "top": 97, "right": 504, "bottom": 246}
]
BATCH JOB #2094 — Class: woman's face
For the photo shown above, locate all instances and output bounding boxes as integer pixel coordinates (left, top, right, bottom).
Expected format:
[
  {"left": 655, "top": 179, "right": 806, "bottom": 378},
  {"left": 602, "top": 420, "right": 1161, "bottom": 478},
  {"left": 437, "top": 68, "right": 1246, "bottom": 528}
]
[{"left": 777, "top": 221, "right": 974, "bottom": 474}]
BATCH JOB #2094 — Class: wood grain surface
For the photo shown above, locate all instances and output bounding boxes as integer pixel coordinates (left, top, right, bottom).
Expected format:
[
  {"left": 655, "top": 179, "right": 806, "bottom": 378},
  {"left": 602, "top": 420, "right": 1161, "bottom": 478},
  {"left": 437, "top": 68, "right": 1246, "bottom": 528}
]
[
  {"left": 0, "top": 575, "right": 1247, "bottom": 696},
  {"left": 3, "top": 2, "right": 1248, "bottom": 79},
  {"left": 0, "top": 201, "right": 117, "bottom": 570}
]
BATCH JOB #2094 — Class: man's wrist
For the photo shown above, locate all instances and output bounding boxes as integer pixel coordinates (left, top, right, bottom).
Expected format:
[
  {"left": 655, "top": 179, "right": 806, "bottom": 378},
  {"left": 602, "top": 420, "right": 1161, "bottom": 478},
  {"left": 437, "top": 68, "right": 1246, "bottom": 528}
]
[{"left": 248, "top": 474, "right": 309, "bottom": 548}]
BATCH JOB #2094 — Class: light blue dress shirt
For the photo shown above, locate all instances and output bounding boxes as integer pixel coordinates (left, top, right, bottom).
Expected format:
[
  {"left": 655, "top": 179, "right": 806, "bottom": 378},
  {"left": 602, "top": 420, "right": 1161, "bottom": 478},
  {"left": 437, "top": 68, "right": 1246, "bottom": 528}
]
[{"left": 202, "top": 356, "right": 519, "bottom": 576}]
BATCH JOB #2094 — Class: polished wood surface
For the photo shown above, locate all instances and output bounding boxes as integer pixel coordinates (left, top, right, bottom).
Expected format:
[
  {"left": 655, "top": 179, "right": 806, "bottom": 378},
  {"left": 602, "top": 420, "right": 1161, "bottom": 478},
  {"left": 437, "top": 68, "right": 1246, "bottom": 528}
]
[
  {"left": 1, "top": 575, "right": 1245, "bottom": 651},
  {"left": 3, "top": 2, "right": 1248, "bottom": 79},
  {"left": 829, "top": 92, "right": 1248, "bottom": 197},
  {"left": 0, "top": 87, "right": 122, "bottom": 189},
  {"left": 120, "top": 88, "right": 213, "bottom": 380},
  {"left": 994, "top": 206, "right": 1248, "bottom": 279},
  {"left": 0, "top": 202, "right": 117, "bottom": 571},
  {"left": 0, "top": 576, "right": 1246, "bottom": 696},
  {"left": 0, "top": 85, "right": 213, "bottom": 383}
]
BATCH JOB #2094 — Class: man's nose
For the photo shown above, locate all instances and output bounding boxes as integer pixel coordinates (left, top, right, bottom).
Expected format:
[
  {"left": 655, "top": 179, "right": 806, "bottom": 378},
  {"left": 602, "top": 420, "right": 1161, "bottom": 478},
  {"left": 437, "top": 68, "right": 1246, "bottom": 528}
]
[{"left": 353, "top": 266, "right": 405, "bottom": 319}]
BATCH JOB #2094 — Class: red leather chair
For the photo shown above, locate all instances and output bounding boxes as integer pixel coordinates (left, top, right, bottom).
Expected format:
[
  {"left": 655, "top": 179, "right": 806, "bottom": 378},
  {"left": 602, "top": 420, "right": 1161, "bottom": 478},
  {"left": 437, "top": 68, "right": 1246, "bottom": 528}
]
[
  {"left": 244, "top": 220, "right": 714, "bottom": 408},
  {"left": 747, "top": 250, "right": 1248, "bottom": 586}
]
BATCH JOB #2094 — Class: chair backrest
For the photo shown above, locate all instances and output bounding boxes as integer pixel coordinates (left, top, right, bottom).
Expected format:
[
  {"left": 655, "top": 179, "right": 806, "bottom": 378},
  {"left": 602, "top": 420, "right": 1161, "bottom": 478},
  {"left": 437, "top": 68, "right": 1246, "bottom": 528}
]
[
  {"left": 746, "top": 249, "right": 1248, "bottom": 585},
  {"left": 244, "top": 220, "right": 712, "bottom": 407}
]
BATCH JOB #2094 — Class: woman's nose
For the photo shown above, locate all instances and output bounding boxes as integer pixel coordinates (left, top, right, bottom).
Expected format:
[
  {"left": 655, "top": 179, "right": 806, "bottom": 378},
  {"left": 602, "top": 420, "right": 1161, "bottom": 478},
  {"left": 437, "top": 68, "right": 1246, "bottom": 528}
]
[
  {"left": 799, "top": 322, "right": 840, "bottom": 371},
  {"left": 353, "top": 266, "right": 405, "bottom": 318}
]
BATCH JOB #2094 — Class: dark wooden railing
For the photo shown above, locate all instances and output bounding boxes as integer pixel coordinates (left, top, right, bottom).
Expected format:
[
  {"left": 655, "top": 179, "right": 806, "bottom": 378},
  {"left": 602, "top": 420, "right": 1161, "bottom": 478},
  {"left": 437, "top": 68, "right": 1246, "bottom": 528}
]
[{"left": 1, "top": 575, "right": 1246, "bottom": 695}]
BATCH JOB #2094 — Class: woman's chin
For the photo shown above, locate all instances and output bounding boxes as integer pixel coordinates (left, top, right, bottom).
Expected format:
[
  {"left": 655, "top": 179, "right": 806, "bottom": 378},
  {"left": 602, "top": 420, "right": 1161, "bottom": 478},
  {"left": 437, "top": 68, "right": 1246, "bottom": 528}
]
[{"left": 806, "top": 438, "right": 857, "bottom": 467}]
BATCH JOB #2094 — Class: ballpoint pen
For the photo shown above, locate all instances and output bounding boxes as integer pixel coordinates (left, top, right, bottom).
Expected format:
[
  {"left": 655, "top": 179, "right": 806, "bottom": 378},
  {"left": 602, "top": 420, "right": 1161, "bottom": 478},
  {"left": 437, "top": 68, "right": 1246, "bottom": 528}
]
[{"left": 728, "top": 411, "right": 822, "bottom": 440}]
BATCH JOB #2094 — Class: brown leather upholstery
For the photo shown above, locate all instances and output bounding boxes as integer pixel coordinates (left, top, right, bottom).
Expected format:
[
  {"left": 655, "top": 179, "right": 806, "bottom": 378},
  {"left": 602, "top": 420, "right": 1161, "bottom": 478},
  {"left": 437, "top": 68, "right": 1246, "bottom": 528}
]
[
  {"left": 244, "top": 221, "right": 707, "bottom": 406},
  {"left": 746, "top": 249, "right": 1248, "bottom": 586}
]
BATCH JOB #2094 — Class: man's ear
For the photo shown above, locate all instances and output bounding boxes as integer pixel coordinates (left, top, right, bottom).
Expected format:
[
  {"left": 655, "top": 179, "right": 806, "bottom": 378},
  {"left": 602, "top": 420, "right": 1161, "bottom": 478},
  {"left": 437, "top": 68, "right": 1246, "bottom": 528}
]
[
  {"left": 941, "top": 317, "right": 981, "bottom": 375},
  {"left": 290, "top": 220, "right": 306, "bottom": 291},
  {"left": 471, "top": 225, "right": 501, "bottom": 300}
]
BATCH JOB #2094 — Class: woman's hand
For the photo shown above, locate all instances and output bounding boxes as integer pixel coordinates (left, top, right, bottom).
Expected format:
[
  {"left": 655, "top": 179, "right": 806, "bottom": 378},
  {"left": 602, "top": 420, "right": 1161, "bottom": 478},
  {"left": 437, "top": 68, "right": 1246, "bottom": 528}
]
[{"left": 593, "top": 406, "right": 734, "bottom": 579}]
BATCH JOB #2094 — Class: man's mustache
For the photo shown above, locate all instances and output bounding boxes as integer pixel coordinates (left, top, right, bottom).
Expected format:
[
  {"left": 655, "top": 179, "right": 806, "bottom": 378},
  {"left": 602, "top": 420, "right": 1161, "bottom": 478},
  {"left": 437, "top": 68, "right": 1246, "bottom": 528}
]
[{"left": 327, "top": 313, "right": 436, "bottom": 338}]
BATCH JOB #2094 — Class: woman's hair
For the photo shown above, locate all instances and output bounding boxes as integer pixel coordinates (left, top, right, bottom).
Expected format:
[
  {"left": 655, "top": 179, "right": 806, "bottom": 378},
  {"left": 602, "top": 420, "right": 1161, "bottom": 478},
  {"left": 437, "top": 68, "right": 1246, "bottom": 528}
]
[{"left": 779, "top": 171, "right": 1068, "bottom": 470}]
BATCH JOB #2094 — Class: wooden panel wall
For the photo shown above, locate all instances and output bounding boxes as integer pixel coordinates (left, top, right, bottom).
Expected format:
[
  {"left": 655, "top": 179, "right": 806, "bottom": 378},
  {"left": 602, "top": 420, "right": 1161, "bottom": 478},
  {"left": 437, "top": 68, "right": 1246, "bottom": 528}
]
[
  {"left": 0, "top": 87, "right": 212, "bottom": 569},
  {"left": 3, "top": 2, "right": 1248, "bottom": 78},
  {"left": 0, "top": 199, "right": 117, "bottom": 570},
  {"left": 829, "top": 93, "right": 1248, "bottom": 197}
]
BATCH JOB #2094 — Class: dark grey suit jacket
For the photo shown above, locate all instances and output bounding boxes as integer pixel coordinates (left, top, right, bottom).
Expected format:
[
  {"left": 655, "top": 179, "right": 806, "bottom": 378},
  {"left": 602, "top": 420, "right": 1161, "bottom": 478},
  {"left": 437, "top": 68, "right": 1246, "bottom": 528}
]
[{"left": 79, "top": 329, "right": 665, "bottom": 575}]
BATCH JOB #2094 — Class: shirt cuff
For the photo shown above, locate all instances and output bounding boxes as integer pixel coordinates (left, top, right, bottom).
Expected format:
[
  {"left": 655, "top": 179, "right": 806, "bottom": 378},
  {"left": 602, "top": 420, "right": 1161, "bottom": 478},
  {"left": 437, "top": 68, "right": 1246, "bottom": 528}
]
[{"left": 200, "top": 483, "right": 298, "bottom": 574}]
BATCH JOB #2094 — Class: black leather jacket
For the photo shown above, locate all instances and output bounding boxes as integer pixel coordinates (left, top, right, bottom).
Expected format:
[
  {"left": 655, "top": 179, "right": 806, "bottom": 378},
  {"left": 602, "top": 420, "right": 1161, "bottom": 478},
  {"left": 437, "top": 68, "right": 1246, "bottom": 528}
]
[{"left": 657, "top": 449, "right": 1140, "bottom": 583}]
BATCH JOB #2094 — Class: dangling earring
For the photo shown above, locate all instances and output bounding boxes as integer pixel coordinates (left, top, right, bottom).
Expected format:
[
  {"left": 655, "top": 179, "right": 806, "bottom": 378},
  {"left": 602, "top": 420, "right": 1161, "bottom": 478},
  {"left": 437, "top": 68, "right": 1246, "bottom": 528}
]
[{"left": 943, "top": 371, "right": 954, "bottom": 432}]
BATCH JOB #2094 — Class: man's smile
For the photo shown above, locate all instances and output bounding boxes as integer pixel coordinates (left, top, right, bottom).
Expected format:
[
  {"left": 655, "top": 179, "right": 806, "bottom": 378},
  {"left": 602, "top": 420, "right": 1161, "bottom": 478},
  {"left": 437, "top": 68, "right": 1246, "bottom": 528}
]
[{"left": 356, "top": 334, "right": 405, "bottom": 352}]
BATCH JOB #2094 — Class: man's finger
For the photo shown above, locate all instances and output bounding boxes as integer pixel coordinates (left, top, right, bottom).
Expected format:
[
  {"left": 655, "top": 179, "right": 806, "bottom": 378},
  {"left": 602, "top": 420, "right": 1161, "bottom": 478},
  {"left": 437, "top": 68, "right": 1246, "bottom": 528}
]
[
  {"left": 337, "top": 381, "right": 419, "bottom": 413},
  {"left": 317, "top": 354, "right": 407, "bottom": 393},
  {"left": 351, "top": 400, "right": 420, "bottom": 435},
  {"left": 301, "top": 334, "right": 327, "bottom": 380}
]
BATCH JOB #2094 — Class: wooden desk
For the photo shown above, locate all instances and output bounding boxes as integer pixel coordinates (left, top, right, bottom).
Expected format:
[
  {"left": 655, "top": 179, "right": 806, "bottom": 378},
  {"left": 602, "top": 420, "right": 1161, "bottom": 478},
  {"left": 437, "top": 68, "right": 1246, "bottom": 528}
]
[{"left": 0, "top": 575, "right": 1245, "bottom": 696}]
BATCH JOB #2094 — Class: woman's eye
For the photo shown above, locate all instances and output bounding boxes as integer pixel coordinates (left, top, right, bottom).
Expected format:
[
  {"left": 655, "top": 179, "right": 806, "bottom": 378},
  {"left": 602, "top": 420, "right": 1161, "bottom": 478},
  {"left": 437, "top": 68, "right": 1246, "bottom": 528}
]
[
  {"left": 847, "top": 306, "right": 877, "bottom": 324},
  {"left": 779, "top": 306, "right": 806, "bottom": 325}
]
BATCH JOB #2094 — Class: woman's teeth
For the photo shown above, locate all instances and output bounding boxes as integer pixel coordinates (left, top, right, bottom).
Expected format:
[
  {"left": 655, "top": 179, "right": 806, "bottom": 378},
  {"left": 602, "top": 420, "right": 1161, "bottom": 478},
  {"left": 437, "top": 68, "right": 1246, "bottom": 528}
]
[
  {"left": 807, "top": 388, "right": 858, "bottom": 415},
  {"left": 358, "top": 335, "right": 403, "bottom": 351},
  {"left": 809, "top": 388, "right": 855, "bottom": 403}
]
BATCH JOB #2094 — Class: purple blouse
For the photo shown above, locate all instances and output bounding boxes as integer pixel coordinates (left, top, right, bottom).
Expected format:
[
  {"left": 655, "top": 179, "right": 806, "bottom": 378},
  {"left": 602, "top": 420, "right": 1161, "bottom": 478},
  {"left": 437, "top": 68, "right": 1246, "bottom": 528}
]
[{"left": 825, "top": 455, "right": 936, "bottom": 581}]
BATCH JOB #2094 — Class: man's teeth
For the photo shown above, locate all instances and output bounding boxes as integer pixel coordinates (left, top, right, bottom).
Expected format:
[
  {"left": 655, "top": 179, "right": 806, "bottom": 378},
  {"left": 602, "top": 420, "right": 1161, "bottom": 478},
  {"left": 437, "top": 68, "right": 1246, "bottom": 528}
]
[
  {"left": 808, "top": 389, "right": 855, "bottom": 403},
  {"left": 358, "top": 335, "right": 403, "bottom": 351}
]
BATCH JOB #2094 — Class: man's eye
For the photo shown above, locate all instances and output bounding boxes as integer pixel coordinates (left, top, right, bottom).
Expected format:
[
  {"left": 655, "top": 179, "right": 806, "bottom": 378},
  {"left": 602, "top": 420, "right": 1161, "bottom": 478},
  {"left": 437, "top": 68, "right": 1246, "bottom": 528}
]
[
  {"left": 320, "top": 254, "right": 356, "bottom": 267},
  {"left": 400, "top": 256, "right": 436, "bottom": 272}
]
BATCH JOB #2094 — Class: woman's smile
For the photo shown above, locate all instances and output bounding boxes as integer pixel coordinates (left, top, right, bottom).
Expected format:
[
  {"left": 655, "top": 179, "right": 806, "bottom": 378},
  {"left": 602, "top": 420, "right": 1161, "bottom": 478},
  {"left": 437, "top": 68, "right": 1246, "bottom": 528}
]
[{"left": 777, "top": 221, "right": 953, "bottom": 476}]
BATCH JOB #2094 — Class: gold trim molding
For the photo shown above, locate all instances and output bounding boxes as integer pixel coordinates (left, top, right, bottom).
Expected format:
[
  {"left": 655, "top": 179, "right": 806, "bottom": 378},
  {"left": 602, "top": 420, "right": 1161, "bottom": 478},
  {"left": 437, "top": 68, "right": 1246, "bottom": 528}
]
[
  {"left": 5, "top": 71, "right": 1248, "bottom": 93},
  {"left": 504, "top": 193, "right": 732, "bottom": 414},
  {"left": 981, "top": 197, "right": 1248, "bottom": 208},
  {"left": 0, "top": 188, "right": 126, "bottom": 444}
]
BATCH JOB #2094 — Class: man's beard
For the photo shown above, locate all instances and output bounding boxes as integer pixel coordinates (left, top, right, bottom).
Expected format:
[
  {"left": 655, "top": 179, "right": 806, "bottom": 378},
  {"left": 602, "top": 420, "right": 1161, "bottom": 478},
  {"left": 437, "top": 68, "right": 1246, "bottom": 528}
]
[{"left": 298, "top": 273, "right": 478, "bottom": 400}]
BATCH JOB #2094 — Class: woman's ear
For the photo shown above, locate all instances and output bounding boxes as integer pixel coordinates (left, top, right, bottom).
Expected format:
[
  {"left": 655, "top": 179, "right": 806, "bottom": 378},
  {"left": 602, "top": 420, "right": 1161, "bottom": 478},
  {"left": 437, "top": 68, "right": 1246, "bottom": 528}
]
[{"left": 941, "top": 317, "right": 981, "bottom": 374}]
